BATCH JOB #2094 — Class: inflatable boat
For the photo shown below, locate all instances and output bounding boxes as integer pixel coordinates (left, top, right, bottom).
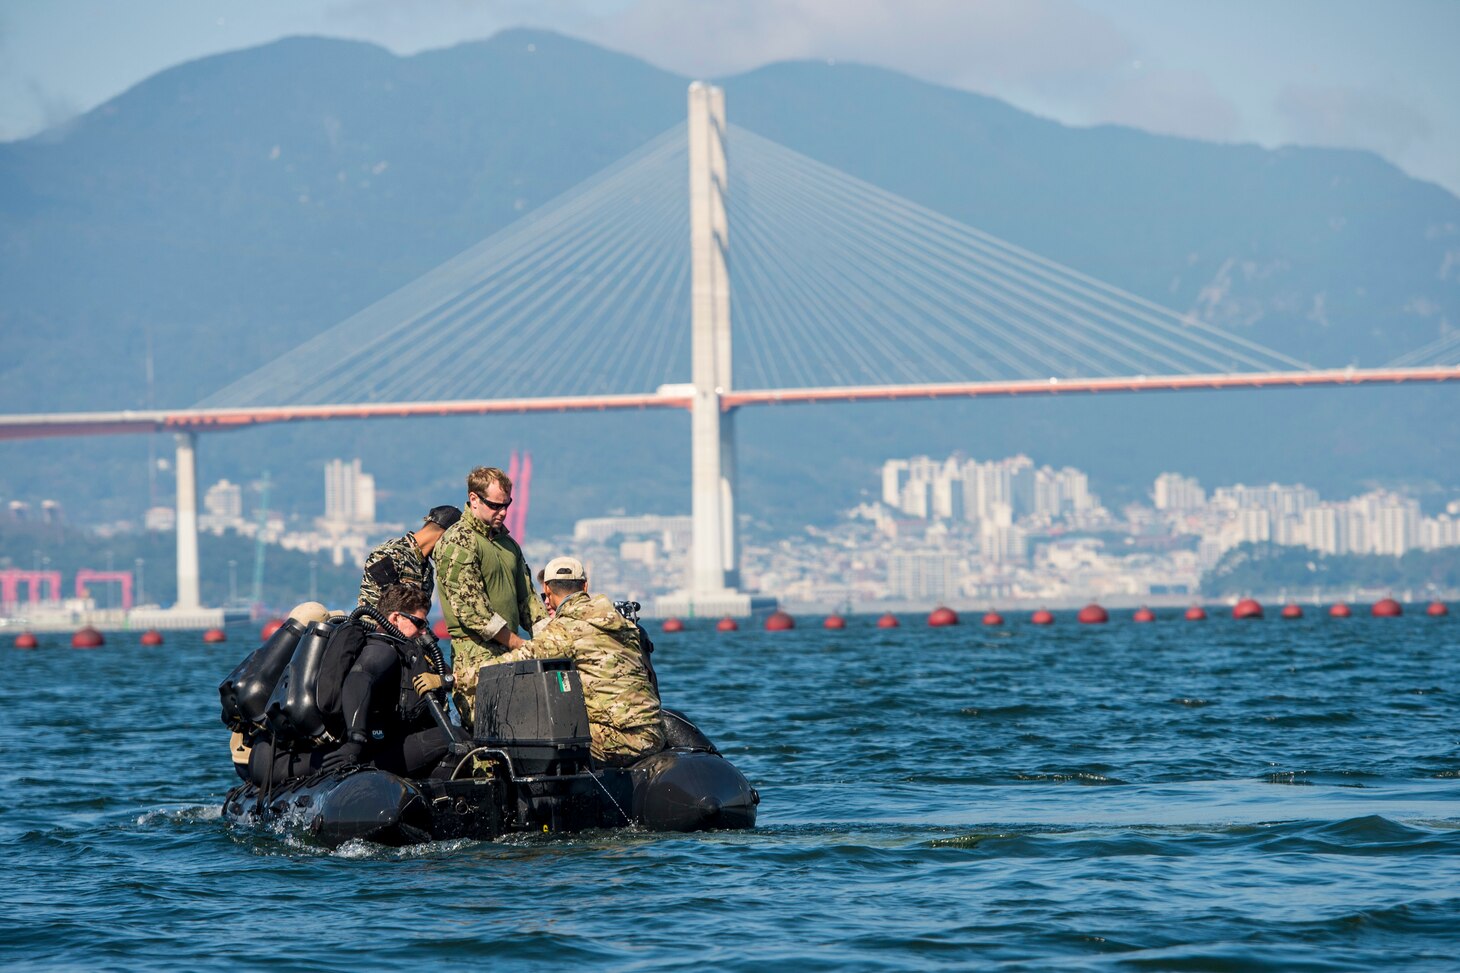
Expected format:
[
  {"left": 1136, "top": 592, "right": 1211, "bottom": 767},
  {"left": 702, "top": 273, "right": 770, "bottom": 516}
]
[{"left": 219, "top": 612, "right": 758, "bottom": 847}]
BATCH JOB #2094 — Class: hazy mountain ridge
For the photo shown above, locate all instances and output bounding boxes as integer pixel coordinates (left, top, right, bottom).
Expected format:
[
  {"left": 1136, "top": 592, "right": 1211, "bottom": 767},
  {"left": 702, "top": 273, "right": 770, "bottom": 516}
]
[{"left": 1, "top": 29, "right": 1456, "bottom": 533}]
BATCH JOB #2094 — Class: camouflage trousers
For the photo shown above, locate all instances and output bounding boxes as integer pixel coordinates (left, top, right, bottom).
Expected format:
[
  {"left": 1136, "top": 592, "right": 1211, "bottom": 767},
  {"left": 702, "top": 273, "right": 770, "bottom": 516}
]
[{"left": 591, "top": 719, "right": 666, "bottom": 767}]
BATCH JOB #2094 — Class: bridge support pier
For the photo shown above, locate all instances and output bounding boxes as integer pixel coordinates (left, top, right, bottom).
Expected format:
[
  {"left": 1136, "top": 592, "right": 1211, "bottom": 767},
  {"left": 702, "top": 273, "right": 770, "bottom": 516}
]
[{"left": 174, "top": 431, "right": 201, "bottom": 610}]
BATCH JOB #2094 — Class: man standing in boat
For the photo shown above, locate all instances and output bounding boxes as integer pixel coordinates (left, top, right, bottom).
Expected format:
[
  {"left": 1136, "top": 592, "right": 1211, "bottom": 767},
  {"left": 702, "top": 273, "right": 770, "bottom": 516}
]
[
  {"left": 480, "top": 556, "right": 665, "bottom": 767},
  {"left": 433, "top": 466, "right": 545, "bottom": 730},
  {"left": 357, "top": 504, "right": 461, "bottom": 610}
]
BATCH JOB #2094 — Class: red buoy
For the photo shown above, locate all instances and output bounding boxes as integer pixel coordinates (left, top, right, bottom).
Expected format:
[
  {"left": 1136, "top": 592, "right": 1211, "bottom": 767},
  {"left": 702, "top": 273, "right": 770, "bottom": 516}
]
[
  {"left": 1133, "top": 606, "right": 1156, "bottom": 623},
  {"left": 71, "top": 626, "right": 104, "bottom": 649},
  {"left": 139, "top": 629, "right": 164, "bottom": 646},
  {"left": 1077, "top": 603, "right": 1109, "bottom": 624},
  {"left": 1427, "top": 601, "right": 1449, "bottom": 617},
  {"left": 1233, "top": 598, "right": 1263, "bottom": 620},
  {"left": 1371, "top": 598, "right": 1403, "bottom": 618},
  {"left": 432, "top": 619, "right": 451, "bottom": 640},
  {"left": 716, "top": 616, "right": 739, "bottom": 632},
  {"left": 1280, "top": 603, "right": 1303, "bottom": 619},
  {"left": 1184, "top": 605, "right": 1208, "bottom": 621},
  {"left": 981, "top": 611, "right": 1004, "bottom": 626},
  {"left": 14, "top": 632, "right": 38, "bottom": 649},
  {"left": 1031, "top": 609, "right": 1055, "bottom": 625},
  {"left": 876, "top": 612, "right": 900, "bottom": 629},
  {"left": 1328, "top": 602, "right": 1352, "bottom": 618},
  {"left": 927, "top": 606, "right": 959, "bottom": 627},
  {"left": 260, "top": 618, "right": 286, "bottom": 640},
  {"left": 661, "top": 617, "right": 685, "bottom": 633},
  {"left": 765, "top": 610, "right": 795, "bottom": 631},
  {"left": 823, "top": 614, "right": 846, "bottom": 630},
  {"left": 203, "top": 628, "right": 227, "bottom": 643}
]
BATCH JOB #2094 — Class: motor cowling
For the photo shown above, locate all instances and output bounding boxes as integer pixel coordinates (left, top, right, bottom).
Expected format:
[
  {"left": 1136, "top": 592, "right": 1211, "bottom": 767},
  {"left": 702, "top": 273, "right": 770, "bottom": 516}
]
[{"left": 475, "top": 658, "right": 592, "bottom": 776}]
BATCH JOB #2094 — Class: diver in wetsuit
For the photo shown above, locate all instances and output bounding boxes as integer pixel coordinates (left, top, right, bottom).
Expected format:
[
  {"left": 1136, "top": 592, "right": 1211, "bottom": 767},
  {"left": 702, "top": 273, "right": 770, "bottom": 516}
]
[
  {"left": 321, "top": 585, "right": 451, "bottom": 778},
  {"left": 246, "top": 585, "right": 453, "bottom": 784}
]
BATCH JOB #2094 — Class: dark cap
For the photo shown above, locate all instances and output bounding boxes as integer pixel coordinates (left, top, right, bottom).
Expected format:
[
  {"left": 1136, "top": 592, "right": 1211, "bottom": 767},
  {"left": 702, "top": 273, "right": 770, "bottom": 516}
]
[{"left": 424, "top": 505, "right": 462, "bottom": 530}]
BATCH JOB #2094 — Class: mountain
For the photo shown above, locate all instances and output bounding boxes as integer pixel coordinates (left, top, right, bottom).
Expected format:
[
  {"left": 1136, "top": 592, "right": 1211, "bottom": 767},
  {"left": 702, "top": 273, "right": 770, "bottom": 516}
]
[{"left": 1, "top": 29, "right": 1457, "bottom": 537}]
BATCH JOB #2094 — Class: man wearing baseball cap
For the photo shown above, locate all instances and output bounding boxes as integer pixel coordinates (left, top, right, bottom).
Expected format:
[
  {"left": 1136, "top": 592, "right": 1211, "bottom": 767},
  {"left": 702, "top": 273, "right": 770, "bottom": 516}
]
[
  {"left": 479, "top": 555, "right": 664, "bottom": 767},
  {"left": 357, "top": 504, "right": 462, "bottom": 610}
]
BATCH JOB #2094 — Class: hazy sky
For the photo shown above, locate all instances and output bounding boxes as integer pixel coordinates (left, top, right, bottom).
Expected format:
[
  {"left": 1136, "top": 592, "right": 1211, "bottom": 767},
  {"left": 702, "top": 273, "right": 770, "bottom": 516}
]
[{"left": 2, "top": 0, "right": 1456, "bottom": 195}]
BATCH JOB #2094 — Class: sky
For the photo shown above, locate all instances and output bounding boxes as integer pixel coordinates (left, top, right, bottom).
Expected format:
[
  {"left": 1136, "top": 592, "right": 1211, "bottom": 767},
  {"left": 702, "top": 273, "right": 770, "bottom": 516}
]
[{"left": 1, "top": 0, "right": 1456, "bottom": 196}]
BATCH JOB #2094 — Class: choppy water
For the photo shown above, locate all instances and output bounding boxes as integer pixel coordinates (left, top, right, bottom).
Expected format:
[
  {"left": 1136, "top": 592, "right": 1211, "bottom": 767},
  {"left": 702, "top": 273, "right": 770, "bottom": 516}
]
[{"left": 3, "top": 611, "right": 1459, "bottom": 970}]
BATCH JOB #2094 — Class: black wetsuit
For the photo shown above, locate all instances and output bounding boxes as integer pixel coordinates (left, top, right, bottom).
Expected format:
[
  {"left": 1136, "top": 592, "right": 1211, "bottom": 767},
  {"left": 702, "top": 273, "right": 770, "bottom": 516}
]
[
  {"left": 337, "top": 633, "right": 448, "bottom": 778},
  {"left": 248, "top": 631, "right": 450, "bottom": 784}
]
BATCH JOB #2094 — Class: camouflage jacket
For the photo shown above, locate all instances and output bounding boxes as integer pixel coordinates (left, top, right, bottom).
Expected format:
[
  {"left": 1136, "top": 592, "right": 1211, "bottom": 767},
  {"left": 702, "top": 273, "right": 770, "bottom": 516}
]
[
  {"left": 433, "top": 507, "right": 545, "bottom": 695},
  {"left": 357, "top": 533, "right": 433, "bottom": 609},
  {"left": 485, "top": 592, "right": 661, "bottom": 734}
]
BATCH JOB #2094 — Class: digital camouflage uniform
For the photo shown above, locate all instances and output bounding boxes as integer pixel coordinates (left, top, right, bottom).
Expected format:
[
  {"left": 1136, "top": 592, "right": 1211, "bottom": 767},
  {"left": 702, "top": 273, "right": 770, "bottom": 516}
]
[
  {"left": 432, "top": 507, "right": 546, "bottom": 729},
  {"left": 484, "top": 591, "right": 664, "bottom": 766},
  {"left": 357, "top": 533, "right": 433, "bottom": 609}
]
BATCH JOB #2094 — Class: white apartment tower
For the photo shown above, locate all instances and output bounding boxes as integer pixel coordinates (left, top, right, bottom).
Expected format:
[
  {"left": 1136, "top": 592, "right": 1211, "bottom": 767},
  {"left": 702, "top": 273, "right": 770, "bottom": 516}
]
[{"left": 324, "top": 458, "right": 376, "bottom": 526}]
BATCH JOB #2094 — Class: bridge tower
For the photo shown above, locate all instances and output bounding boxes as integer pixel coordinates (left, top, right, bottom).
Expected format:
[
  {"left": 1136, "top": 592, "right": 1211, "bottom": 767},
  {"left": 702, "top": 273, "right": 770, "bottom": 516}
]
[
  {"left": 688, "top": 82, "right": 736, "bottom": 596},
  {"left": 660, "top": 83, "right": 774, "bottom": 618}
]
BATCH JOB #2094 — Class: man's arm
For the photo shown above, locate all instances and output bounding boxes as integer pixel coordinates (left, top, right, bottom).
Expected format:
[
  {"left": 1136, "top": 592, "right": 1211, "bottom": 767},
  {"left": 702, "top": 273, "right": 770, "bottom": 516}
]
[
  {"left": 522, "top": 559, "right": 548, "bottom": 630},
  {"left": 480, "top": 620, "right": 575, "bottom": 668},
  {"left": 357, "top": 546, "right": 399, "bottom": 607},
  {"left": 434, "top": 537, "right": 519, "bottom": 646}
]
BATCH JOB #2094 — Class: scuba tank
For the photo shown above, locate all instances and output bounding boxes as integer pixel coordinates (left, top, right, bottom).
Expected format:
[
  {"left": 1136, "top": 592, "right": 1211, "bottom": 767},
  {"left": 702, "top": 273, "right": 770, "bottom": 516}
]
[
  {"left": 219, "top": 619, "right": 306, "bottom": 732},
  {"left": 264, "top": 619, "right": 339, "bottom": 745}
]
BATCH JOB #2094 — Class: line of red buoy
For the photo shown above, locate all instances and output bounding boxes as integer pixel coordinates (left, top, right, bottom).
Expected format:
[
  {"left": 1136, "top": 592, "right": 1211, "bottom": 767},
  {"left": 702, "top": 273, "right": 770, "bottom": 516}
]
[{"left": 21, "top": 595, "right": 1439, "bottom": 651}]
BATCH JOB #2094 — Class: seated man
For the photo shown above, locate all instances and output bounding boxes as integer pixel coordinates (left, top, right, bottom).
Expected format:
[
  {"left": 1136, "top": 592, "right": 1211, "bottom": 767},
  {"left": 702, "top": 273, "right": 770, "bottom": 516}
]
[
  {"left": 482, "top": 557, "right": 664, "bottom": 767},
  {"left": 324, "top": 584, "right": 453, "bottom": 778},
  {"left": 246, "top": 585, "right": 452, "bottom": 784}
]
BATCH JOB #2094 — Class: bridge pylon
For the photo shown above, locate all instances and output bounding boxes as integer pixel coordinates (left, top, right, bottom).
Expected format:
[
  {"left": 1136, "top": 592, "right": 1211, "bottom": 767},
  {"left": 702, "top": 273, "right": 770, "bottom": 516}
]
[{"left": 658, "top": 82, "right": 775, "bottom": 619}]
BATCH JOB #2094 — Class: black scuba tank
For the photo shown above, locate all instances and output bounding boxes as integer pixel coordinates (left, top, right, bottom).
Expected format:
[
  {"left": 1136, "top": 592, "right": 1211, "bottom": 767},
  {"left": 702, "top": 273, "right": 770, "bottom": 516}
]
[
  {"left": 220, "top": 618, "right": 306, "bottom": 731},
  {"left": 263, "top": 619, "right": 337, "bottom": 744}
]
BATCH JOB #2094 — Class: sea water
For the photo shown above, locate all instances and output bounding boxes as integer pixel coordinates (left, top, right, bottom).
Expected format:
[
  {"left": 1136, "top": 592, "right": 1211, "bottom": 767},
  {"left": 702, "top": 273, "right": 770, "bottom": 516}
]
[{"left": 3, "top": 611, "right": 1458, "bottom": 970}]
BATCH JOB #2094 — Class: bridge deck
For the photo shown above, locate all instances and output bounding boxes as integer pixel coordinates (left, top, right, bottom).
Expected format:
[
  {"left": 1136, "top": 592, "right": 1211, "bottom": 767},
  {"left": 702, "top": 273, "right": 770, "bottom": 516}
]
[{"left": 1, "top": 366, "right": 1457, "bottom": 441}]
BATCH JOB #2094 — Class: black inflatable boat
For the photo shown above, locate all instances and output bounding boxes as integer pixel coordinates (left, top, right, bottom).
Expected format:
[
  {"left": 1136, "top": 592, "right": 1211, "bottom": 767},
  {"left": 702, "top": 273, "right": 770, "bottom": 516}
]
[{"left": 219, "top": 614, "right": 758, "bottom": 847}]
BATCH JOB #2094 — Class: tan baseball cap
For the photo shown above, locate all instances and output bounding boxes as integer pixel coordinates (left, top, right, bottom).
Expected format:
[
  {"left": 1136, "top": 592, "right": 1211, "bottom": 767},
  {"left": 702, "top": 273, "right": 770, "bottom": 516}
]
[{"left": 543, "top": 556, "right": 587, "bottom": 582}]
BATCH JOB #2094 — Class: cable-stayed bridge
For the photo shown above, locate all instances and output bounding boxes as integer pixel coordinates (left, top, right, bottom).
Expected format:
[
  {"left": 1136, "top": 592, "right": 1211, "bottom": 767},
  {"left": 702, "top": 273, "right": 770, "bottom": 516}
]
[{"left": 3, "top": 83, "right": 1457, "bottom": 615}]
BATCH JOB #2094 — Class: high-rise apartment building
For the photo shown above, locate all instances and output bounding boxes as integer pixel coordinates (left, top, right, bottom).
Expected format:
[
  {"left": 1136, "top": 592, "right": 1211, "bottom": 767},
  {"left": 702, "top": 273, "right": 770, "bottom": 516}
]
[
  {"left": 887, "top": 551, "right": 957, "bottom": 602},
  {"left": 1153, "top": 473, "right": 1206, "bottom": 511},
  {"left": 323, "top": 458, "right": 376, "bottom": 527}
]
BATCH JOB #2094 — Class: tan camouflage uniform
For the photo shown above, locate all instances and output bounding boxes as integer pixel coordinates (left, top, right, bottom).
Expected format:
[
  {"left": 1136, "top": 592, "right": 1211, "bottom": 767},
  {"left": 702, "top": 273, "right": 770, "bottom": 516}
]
[
  {"left": 484, "top": 591, "right": 664, "bottom": 766},
  {"left": 432, "top": 507, "right": 545, "bottom": 729},
  {"left": 357, "top": 533, "right": 433, "bottom": 609}
]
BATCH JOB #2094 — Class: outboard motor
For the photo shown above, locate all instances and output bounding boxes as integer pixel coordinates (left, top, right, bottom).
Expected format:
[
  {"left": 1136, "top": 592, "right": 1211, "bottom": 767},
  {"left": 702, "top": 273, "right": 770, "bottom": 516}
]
[
  {"left": 475, "top": 659, "right": 592, "bottom": 776},
  {"left": 220, "top": 619, "right": 306, "bottom": 731},
  {"left": 265, "top": 619, "right": 338, "bottom": 745}
]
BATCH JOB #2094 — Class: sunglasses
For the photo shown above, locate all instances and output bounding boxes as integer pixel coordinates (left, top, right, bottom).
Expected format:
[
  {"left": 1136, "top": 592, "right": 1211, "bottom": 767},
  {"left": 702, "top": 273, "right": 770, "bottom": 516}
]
[
  {"left": 473, "top": 493, "right": 512, "bottom": 511},
  {"left": 398, "top": 614, "right": 428, "bottom": 630}
]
